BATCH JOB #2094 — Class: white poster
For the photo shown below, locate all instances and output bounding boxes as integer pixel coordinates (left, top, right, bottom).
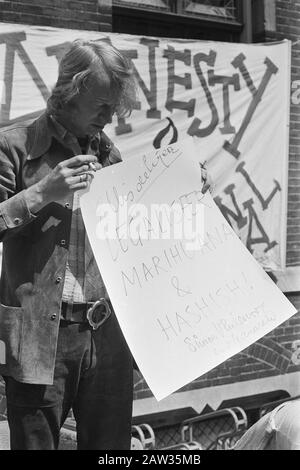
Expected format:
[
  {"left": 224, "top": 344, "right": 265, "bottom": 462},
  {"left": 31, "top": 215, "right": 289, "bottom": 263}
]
[
  {"left": 0, "top": 23, "right": 291, "bottom": 270},
  {"left": 80, "top": 140, "right": 297, "bottom": 401}
]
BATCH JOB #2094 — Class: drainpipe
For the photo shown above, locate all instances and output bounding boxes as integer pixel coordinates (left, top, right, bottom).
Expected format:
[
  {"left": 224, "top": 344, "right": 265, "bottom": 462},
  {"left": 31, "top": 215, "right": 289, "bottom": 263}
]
[{"left": 241, "top": 0, "right": 253, "bottom": 43}]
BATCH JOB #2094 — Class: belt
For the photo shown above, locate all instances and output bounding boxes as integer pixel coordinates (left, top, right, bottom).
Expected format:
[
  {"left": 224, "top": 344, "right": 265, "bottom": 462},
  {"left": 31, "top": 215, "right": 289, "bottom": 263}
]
[{"left": 61, "top": 298, "right": 112, "bottom": 330}]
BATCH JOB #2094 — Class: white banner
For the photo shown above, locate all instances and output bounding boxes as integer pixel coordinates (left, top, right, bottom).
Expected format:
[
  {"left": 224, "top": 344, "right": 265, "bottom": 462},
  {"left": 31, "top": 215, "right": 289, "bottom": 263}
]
[
  {"left": 0, "top": 23, "right": 291, "bottom": 270},
  {"left": 80, "top": 140, "right": 297, "bottom": 400}
]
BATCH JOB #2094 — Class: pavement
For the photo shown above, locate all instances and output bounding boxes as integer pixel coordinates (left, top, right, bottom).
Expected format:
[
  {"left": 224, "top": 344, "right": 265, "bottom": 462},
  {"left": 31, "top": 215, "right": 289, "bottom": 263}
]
[
  {"left": 0, "top": 421, "right": 10, "bottom": 449},
  {"left": 0, "top": 419, "right": 77, "bottom": 450}
]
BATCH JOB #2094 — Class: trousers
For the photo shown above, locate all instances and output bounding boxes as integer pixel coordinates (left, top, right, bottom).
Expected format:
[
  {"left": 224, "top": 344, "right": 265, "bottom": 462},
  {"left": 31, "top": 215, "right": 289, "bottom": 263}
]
[{"left": 3, "top": 311, "right": 133, "bottom": 450}]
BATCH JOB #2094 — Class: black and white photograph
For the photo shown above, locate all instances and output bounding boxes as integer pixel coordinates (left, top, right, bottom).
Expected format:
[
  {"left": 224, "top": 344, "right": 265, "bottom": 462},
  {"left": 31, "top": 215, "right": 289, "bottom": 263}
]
[{"left": 0, "top": 0, "right": 299, "bottom": 456}]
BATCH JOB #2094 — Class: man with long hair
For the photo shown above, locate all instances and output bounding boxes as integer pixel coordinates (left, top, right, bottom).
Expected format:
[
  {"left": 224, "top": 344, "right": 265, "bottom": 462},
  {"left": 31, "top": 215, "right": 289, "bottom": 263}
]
[{"left": 0, "top": 40, "right": 137, "bottom": 450}]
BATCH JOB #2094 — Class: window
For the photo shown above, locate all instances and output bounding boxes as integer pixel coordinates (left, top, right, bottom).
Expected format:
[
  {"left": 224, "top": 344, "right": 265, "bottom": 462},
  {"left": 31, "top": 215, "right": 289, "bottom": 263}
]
[
  {"left": 113, "top": 0, "right": 239, "bottom": 21},
  {"left": 113, "top": 0, "right": 171, "bottom": 12},
  {"left": 179, "top": 1, "right": 239, "bottom": 21},
  {"left": 112, "top": 0, "right": 246, "bottom": 42}
]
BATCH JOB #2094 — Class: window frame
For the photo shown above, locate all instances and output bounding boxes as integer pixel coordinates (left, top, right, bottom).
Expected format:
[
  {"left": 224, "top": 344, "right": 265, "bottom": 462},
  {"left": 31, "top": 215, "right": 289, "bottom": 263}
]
[
  {"left": 112, "top": 0, "right": 243, "bottom": 26},
  {"left": 112, "top": 1, "right": 245, "bottom": 40}
]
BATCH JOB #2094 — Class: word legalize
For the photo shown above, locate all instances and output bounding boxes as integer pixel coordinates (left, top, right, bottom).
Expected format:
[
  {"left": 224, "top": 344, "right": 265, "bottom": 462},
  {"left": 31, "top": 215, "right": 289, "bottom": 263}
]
[{"left": 96, "top": 199, "right": 205, "bottom": 243}]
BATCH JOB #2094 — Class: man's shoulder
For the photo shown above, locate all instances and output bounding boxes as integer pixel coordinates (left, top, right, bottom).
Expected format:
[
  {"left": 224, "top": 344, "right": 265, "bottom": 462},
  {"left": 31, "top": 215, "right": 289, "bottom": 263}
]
[
  {"left": 0, "top": 112, "right": 50, "bottom": 158},
  {"left": 0, "top": 116, "right": 37, "bottom": 138},
  {"left": 0, "top": 116, "right": 38, "bottom": 151}
]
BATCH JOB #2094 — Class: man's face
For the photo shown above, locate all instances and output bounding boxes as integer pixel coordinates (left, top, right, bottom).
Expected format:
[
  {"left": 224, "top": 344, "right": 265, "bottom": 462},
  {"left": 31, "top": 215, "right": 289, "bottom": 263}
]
[{"left": 64, "top": 76, "right": 119, "bottom": 137}]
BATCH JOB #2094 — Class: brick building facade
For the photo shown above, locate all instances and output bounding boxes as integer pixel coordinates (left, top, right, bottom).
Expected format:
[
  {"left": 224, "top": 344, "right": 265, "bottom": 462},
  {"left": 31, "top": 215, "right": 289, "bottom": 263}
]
[
  {"left": 0, "top": 0, "right": 299, "bottom": 417},
  {"left": 0, "top": 0, "right": 113, "bottom": 32},
  {"left": 277, "top": 1, "right": 300, "bottom": 267}
]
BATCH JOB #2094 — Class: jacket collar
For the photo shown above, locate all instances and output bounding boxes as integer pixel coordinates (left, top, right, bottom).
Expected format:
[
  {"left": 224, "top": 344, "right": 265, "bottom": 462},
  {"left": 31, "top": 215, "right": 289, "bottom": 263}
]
[
  {"left": 26, "top": 111, "right": 112, "bottom": 161},
  {"left": 26, "top": 112, "right": 54, "bottom": 160}
]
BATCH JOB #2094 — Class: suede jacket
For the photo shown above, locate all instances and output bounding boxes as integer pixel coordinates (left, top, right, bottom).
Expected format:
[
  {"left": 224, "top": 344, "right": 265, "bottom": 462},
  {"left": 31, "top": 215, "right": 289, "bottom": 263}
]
[{"left": 0, "top": 112, "right": 121, "bottom": 385}]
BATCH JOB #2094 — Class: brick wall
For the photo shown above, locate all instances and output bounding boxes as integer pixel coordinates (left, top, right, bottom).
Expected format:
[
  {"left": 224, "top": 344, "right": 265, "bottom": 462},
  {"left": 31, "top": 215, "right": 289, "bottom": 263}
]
[
  {"left": 0, "top": 0, "right": 112, "bottom": 32},
  {"left": 275, "top": 1, "right": 300, "bottom": 267}
]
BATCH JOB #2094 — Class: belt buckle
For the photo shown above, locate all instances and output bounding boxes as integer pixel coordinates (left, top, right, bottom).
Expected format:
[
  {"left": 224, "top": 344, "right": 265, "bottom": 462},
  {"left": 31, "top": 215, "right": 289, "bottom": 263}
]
[{"left": 86, "top": 298, "right": 111, "bottom": 330}]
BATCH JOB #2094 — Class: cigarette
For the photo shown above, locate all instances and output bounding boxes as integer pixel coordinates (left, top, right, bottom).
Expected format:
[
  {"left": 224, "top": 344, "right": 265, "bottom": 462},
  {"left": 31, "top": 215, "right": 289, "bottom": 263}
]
[{"left": 89, "top": 162, "right": 97, "bottom": 171}]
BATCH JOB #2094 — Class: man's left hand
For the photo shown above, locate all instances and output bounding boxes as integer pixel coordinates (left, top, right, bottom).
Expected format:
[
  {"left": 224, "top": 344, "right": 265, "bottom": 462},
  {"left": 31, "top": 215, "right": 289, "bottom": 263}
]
[{"left": 201, "top": 163, "right": 213, "bottom": 194}]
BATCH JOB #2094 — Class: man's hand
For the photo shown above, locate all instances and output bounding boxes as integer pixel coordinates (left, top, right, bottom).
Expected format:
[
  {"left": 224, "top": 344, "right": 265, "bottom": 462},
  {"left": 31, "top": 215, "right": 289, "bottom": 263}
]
[
  {"left": 200, "top": 162, "right": 213, "bottom": 194},
  {"left": 25, "top": 154, "right": 102, "bottom": 213}
]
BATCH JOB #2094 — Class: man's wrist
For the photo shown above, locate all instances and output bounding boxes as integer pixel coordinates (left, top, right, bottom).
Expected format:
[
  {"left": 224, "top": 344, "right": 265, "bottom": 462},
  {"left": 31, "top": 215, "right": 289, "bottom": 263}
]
[{"left": 24, "top": 183, "right": 49, "bottom": 214}]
